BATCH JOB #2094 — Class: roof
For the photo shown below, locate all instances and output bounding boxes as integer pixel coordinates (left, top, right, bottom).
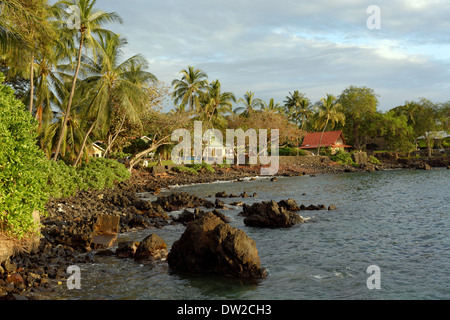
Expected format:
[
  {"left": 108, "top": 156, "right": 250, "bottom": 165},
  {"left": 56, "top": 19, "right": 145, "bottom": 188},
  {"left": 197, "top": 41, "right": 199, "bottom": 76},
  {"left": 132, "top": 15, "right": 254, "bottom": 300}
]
[
  {"left": 416, "top": 131, "right": 450, "bottom": 140},
  {"left": 300, "top": 131, "right": 352, "bottom": 149},
  {"left": 92, "top": 143, "right": 105, "bottom": 152}
]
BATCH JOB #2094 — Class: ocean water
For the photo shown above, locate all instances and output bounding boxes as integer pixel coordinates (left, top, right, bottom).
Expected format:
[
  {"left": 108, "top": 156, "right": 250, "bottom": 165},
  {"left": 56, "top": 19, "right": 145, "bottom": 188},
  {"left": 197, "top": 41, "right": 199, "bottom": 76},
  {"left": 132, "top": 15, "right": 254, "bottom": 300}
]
[{"left": 44, "top": 169, "right": 449, "bottom": 300}]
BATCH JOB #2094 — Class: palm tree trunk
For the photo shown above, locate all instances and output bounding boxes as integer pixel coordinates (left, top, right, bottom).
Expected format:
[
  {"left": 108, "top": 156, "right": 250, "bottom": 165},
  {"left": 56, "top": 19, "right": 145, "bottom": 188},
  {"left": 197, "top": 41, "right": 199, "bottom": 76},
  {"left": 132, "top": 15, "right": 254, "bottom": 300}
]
[
  {"left": 73, "top": 121, "right": 96, "bottom": 167},
  {"left": 317, "top": 118, "right": 329, "bottom": 156},
  {"left": 29, "top": 51, "right": 35, "bottom": 114},
  {"left": 103, "top": 112, "right": 126, "bottom": 158},
  {"left": 53, "top": 32, "right": 84, "bottom": 161}
]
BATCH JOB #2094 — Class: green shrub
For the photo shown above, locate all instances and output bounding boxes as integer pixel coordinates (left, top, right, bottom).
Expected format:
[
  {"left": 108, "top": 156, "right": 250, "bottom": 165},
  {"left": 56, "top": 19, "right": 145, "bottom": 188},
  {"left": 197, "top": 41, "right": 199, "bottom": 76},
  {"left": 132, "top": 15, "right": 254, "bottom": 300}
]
[
  {"left": 369, "top": 156, "right": 381, "bottom": 164},
  {"left": 0, "top": 74, "right": 48, "bottom": 238},
  {"left": 78, "top": 158, "right": 131, "bottom": 190},
  {"left": 186, "top": 162, "right": 215, "bottom": 173},
  {"left": 173, "top": 166, "right": 199, "bottom": 175},
  {"left": 0, "top": 73, "right": 131, "bottom": 239},
  {"left": 330, "top": 150, "right": 355, "bottom": 165}
]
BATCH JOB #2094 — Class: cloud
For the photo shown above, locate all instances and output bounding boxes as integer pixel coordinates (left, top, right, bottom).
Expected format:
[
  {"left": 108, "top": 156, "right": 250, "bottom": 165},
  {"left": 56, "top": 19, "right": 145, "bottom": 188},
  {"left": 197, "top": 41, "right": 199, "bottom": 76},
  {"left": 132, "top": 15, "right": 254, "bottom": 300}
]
[{"left": 96, "top": 0, "right": 450, "bottom": 111}]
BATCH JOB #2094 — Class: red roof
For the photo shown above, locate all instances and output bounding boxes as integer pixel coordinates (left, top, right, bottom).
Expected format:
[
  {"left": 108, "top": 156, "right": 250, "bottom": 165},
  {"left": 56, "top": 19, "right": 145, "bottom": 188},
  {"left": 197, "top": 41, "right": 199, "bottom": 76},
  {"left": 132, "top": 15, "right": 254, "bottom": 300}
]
[{"left": 300, "top": 131, "right": 352, "bottom": 149}]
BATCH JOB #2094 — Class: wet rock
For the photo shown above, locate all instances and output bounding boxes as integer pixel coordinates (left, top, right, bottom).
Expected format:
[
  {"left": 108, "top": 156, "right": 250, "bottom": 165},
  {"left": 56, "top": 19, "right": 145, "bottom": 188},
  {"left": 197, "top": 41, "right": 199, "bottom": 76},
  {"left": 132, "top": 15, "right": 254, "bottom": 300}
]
[
  {"left": 168, "top": 212, "right": 266, "bottom": 279},
  {"left": 277, "top": 199, "right": 301, "bottom": 211},
  {"left": 115, "top": 241, "right": 139, "bottom": 259},
  {"left": 241, "top": 201, "right": 304, "bottom": 228},
  {"left": 173, "top": 208, "right": 230, "bottom": 225},
  {"left": 215, "top": 191, "right": 228, "bottom": 198},
  {"left": 152, "top": 192, "right": 215, "bottom": 212},
  {"left": 134, "top": 234, "right": 168, "bottom": 262}
]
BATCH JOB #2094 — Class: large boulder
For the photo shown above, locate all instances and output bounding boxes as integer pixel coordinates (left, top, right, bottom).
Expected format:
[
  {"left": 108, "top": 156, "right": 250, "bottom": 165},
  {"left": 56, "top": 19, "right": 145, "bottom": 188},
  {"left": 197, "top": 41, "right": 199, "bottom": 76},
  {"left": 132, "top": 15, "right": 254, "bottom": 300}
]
[
  {"left": 241, "top": 200, "right": 304, "bottom": 228},
  {"left": 167, "top": 212, "right": 266, "bottom": 279}
]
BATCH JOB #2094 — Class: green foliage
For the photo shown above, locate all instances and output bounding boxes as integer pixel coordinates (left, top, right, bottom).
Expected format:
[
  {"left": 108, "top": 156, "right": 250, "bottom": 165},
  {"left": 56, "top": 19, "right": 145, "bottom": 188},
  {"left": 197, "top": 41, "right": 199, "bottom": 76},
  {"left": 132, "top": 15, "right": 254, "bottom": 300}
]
[
  {"left": 39, "top": 158, "right": 131, "bottom": 199},
  {"left": 173, "top": 166, "right": 199, "bottom": 175},
  {"left": 278, "top": 147, "right": 307, "bottom": 156},
  {"left": 369, "top": 156, "right": 381, "bottom": 164},
  {"left": 78, "top": 158, "right": 131, "bottom": 190},
  {"left": 0, "top": 73, "right": 131, "bottom": 239},
  {"left": 173, "top": 162, "right": 216, "bottom": 175},
  {"left": 187, "top": 163, "right": 215, "bottom": 173},
  {"left": 330, "top": 150, "right": 355, "bottom": 165},
  {"left": 0, "top": 76, "right": 48, "bottom": 238}
]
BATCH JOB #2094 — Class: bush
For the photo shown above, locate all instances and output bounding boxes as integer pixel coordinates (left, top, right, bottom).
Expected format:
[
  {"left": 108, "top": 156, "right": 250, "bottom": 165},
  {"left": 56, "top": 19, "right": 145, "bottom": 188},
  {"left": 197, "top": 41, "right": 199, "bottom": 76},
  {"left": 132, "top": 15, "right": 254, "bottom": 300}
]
[
  {"left": 173, "top": 166, "right": 199, "bottom": 175},
  {"left": 369, "top": 156, "right": 381, "bottom": 164},
  {"left": 0, "top": 73, "right": 131, "bottom": 239},
  {"left": 278, "top": 147, "right": 307, "bottom": 156},
  {"left": 187, "top": 163, "right": 215, "bottom": 173},
  {"left": 0, "top": 74, "right": 48, "bottom": 238},
  {"left": 330, "top": 150, "right": 355, "bottom": 165}
]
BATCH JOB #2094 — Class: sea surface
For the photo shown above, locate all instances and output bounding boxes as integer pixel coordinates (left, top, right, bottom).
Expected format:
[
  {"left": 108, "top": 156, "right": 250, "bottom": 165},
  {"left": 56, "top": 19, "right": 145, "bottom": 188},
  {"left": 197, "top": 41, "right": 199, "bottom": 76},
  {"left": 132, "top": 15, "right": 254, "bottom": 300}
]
[{"left": 43, "top": 168, "right": 449, "bottom": 300}]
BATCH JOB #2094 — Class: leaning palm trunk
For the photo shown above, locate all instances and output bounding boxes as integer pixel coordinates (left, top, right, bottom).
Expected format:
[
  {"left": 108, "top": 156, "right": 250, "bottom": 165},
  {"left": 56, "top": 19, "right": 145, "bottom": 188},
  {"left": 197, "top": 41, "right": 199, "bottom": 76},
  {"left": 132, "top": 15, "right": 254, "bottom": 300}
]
[
  {"left": 53, "top": 32, "right": 84, "bottom": 161},
  {"left": 73, "top": 121, "right": 96, "bottom": 167},
  {"left": 317, "top": 117, "right": 329, "bottom": 156},
  {"left": 29, "top": 51, "right": 35, "bottom": 113},
  {"left": 103, "top": 112, "right": 127, "bottom": 158}
]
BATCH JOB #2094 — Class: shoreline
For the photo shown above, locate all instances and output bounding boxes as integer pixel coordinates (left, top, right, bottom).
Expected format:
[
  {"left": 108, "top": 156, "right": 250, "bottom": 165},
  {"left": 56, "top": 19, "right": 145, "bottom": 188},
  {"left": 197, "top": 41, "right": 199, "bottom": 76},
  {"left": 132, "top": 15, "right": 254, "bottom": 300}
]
[{"left": 1, "top": 156, "right": 448, "bottom": 300}]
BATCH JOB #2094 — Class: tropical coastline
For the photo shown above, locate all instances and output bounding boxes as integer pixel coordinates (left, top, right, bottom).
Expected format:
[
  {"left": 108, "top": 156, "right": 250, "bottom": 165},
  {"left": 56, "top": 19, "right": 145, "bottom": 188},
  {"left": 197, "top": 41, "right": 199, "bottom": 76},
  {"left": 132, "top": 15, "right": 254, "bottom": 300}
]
[
  {"left": 1, "top": 154, "right": 448, "bottom": 300},
  {"left": 1, "top": 0, "right": 450, "bottom": 304}
]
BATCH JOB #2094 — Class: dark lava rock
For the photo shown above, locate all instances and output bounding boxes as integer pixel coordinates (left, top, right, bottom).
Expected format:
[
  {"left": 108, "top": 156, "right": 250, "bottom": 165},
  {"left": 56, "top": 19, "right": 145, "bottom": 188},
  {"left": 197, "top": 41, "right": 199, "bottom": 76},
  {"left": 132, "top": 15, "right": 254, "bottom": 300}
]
[
  {"left": 168, "top": 212, "right": 266, "bottom": 279},
  {"left": 241, "top": 200, "right": 304, "bottom": 228}
]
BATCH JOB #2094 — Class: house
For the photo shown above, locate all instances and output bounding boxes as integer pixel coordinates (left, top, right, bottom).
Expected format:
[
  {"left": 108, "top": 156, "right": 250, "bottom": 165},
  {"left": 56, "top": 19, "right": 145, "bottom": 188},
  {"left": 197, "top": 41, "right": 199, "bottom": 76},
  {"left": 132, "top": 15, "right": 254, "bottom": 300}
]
[
  {"left": 88, "top": 141, "right": 105, "bottom": 158},
  {"left": 300, "top": 131, "right": 351, "bottom": 154}
]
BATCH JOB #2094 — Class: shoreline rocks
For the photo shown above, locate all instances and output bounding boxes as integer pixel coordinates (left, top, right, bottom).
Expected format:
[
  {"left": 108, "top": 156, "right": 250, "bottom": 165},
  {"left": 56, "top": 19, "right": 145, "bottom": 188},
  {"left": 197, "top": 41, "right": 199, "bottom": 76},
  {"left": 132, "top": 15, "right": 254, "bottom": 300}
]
[
  {"left": 241, "top": 200, "right": 304, "bottom": 228},
  {"left": 167, "top": 212, "right": 267, "bottom": 279}
]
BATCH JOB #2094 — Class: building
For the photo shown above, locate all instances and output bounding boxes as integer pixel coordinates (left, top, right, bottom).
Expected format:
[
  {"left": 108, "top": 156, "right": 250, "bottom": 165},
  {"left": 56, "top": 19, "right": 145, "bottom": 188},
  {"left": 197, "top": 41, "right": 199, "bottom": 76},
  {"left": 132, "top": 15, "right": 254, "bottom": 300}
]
[
  {"left": 88, "top": 141, "right": 105, "bottom": 158},
  {"left": 300, "top": 131, "right": 351, "bottom": 154}
]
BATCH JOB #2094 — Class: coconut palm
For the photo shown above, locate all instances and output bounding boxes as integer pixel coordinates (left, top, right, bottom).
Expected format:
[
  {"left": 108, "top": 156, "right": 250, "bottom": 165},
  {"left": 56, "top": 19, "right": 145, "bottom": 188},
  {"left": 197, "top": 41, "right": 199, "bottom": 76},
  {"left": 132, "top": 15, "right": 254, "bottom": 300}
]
[
  {"left": 52, "top": 0, "right": 122, "bottom": 161},
  {"left": 262, "top": 98, "right": 282, "bottom": 113},
  {"left": 283, "top": 90, "right": 311, "bottom": 128},
  {"left": 72, "top": 33, "right": 157, "bottom": 166},
  {"left": 200, "top": 80, "right": 236, "bottom": 129},
  {"left": 1, "top": 0, "right": 57, "bottom": 114},
  {"left": 314, "top": 94, "right": 346, "bottom": 156},
  {"left": 172, "top": 66, "right": 208, "bottom": 112},
  {"left": 234, "top": 91, "right": 264, "bottom": 116}
]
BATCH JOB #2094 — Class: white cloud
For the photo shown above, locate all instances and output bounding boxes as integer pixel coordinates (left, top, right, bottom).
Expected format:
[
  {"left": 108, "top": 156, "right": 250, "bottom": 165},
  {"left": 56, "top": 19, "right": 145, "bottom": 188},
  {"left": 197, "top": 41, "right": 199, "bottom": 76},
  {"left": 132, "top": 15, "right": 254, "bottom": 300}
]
[{"left": 95, "top": 0, "right": 450, "bottom": 111}]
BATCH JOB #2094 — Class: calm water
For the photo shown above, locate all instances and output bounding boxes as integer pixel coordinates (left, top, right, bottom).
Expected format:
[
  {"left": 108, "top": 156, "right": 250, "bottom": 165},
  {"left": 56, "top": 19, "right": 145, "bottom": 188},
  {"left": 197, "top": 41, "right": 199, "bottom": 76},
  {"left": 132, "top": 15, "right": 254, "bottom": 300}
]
[{"left": 44, "top": 169, "right": 449, "bottom": 300}]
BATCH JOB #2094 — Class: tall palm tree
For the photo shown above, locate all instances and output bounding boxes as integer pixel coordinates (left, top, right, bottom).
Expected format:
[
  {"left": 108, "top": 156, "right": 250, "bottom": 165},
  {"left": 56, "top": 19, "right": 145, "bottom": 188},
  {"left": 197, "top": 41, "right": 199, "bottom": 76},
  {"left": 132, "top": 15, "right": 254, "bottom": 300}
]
[
  {"left": 234, "top": 91, "right": 264, "bottom": 116},
  {"left": 200, "top": 80, "right": 236, "bottom": 129},
  {"left": 72, "top": 33, "right": 157, "bottom": 166},
  {"left": 283, "top": 90, "right": 310, "bottom": 128},
  {"left": 172, "top": 66, "right": 208, "bottom": 112},
  {"left": 315, "top": 94, "right": 346, "bottom": 156},
  {"left": 262, "top": 98, "right": 282, "bottom": 113},
  {"left": 52, "top": 0, "right": 122, "bottom": 161},
  {"left": 1, "top": 0, "right": 56, "bottom": 114}
]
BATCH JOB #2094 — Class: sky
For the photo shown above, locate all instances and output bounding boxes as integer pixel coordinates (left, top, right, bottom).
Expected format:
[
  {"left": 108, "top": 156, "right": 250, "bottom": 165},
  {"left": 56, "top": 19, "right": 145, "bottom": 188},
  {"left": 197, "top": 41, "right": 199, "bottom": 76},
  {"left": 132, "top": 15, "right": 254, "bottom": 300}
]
[{"left": 93, "top": 0, "right": 450, "bottom": 112}]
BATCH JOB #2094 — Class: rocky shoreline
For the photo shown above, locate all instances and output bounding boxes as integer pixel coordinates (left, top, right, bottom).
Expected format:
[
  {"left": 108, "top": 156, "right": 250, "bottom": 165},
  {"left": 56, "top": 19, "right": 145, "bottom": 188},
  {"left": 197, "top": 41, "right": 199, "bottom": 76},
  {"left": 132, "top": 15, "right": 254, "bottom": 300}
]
[{"left": 1, "top": 156, "right": 448, "bottom": 300}]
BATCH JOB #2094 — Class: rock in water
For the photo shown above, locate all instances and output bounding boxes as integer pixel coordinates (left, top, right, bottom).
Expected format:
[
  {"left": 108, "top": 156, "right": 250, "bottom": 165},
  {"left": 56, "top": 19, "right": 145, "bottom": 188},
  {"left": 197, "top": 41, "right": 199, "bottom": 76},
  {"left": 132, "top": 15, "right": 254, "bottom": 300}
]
[
  {"left": 167, "top": 212, "right": 266, "bottom": 279},
  {"left": 134, "top": 234, "right": 168, "bottom": 262},
  {"left": 241, "top": 201, "right": 304, "bottom": 228}
]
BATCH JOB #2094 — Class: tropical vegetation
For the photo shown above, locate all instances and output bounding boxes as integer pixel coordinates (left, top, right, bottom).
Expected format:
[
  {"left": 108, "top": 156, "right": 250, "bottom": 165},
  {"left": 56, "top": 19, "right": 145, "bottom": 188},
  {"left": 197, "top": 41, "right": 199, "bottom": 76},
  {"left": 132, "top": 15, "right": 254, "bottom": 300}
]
[{"left": 1, "top": 0, "right": 449, "bottom": 239}]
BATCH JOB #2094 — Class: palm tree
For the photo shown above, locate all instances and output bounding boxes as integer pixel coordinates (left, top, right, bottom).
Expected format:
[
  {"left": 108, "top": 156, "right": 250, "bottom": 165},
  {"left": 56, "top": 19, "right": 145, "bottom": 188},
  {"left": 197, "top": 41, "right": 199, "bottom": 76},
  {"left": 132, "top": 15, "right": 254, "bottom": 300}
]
[
  {"left": 315, "top": 94, "right": 346, "bottom": 156},
  {"left": 1, "top": 0, "right": 56, "bottom": 114},
  {"left": 283, "top": 90, "right": 310, "bottom": 128},
  {"left": 262, "top": 98, "right": 282, "bottom": 113},
  {"left": 72, "top": 33, "right": 157, "bottom": 166},
  {"left": 234, "top": 91, "right": 264, "bottom": 116},
  {"left": 52, "top": 0, "right": 122, "bottom": 161},
  {"left": 172, "top": 66, "right": 208, "bottom": 112},
  {"left": 200, "top": 80, "right": 236, "bottom": 129}
]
